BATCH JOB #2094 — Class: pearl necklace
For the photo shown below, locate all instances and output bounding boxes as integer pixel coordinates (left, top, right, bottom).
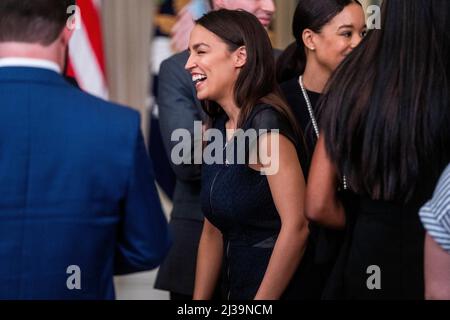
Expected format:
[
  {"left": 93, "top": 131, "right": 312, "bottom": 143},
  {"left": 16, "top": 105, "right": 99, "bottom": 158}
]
[
  {"left": 299, "top": 75, "right": 320, "bottom": 139},
  {"left": 298, "top": 75, "right": 348, "bottom": 190}
]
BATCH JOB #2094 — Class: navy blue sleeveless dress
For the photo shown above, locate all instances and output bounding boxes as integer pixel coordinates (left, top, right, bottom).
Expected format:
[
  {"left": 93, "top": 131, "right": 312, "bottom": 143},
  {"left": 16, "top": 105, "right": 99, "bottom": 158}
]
[{"left": 201, "top": 104, "right": 322, "bottom": 300}]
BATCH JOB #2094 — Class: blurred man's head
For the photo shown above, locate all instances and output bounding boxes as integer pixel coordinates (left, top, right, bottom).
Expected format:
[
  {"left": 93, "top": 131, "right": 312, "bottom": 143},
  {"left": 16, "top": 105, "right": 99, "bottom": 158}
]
[
  {"left": 211, "top": 0, "right": 276, "bottom": 28},
  {"left": 0, "top": 0, "right": 75, "bottom": 45},
  {"left": 0, "top": 0, "right": 76, "bottom": 69}
]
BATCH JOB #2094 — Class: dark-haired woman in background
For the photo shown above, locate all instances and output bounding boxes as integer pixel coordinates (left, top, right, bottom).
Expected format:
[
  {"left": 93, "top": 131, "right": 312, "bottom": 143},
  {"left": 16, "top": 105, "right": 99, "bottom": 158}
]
[
  {"left": 306, "top": 0, "right": 450, "bottom": 299},
  {"left": 277, "top": 0, "right": 367, "bottom": 298},
  {"left": 278, "top": 0, "right": 366, "bottom": 175},
  {"left": 186, "top": 9, "right": 313, "bottom": 300}
]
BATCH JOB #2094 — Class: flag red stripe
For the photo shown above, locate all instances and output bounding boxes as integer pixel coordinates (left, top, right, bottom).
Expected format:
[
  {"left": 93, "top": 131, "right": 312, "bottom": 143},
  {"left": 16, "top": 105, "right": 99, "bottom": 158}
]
[
  {"left": 76, "top": 0, "right": 107, "bottom": 77},
  {"left": 66, "top": 59, "right": 75, "bottom": 78}
]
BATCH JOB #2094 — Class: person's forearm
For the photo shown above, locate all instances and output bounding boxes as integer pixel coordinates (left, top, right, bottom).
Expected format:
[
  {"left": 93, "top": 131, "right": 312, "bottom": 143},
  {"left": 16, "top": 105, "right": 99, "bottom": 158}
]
[
  {"left": 254, "top": 224, "right": 309, "bottom": 300},
  {"left": 193, "top": 223, "right": 223, "bottom": 300},
  {"left": 305, "top": 135, "right": 346, "bottom": 228},
  {"left": 424, "top": 233, "right": 450, "bottom": 299},
  {"left": 322, "top": 197, "right": 346, "bottom": 228}
]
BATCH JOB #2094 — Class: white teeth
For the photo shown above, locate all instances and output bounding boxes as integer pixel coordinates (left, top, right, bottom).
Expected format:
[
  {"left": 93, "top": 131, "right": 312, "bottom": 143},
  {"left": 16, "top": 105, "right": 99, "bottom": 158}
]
[{"left": 192, "top": 74, "right": 207, "bottom": 82}]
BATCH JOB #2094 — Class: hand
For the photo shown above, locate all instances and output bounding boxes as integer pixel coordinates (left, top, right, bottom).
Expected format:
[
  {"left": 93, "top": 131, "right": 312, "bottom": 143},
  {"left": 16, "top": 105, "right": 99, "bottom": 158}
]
[{"left": 170, "top": 6, "right": 195, "bottom": 53}]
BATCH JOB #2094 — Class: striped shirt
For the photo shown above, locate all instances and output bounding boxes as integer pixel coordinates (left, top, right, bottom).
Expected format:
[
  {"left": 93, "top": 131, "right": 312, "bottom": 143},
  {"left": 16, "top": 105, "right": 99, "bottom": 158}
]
[{"left": 419, "top": 164, "right": 450, "bottom": 253}]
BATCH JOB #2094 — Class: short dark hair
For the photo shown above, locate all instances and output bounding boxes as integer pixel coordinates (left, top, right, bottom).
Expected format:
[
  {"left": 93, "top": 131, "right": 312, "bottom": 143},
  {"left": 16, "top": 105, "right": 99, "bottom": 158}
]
[{"left": 0, "top": 0, "right": 76, "bottom": 45}]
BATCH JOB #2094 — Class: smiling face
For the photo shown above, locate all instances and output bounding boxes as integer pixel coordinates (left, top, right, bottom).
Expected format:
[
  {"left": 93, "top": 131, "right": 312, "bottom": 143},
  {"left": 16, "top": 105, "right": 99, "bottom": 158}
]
[
  {"left": 213, "top": 0, "right": 276, "bottom": 28},
  {"left": 185, "top": 25, "right": 244, "bottom": 103},
  {"left": 309, "top": 3, "right": 367, "bottom": 73}
]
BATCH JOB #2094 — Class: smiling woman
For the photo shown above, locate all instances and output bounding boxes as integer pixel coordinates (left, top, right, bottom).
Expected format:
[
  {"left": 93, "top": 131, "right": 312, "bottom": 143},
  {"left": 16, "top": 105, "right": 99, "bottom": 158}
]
[
  {"left": 186, "top": 25, "right": 238, "bottom": 103},
  {"left": 185, "top": 9, "right": 324, "bottom": 300},
  {"left": 272, "top": 0, "right": 367, "bottom": 301},
  {"left": 278, "top": 0, "right": 366, "bottom": 177}
]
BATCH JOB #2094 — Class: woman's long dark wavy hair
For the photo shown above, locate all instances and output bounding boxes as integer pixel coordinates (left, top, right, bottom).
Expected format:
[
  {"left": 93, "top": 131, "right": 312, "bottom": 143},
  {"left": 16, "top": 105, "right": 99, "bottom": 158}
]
[
  {"left": 319, "top": 0, "right": 450, "bottom": 203},
  {"left": 276, "top": 0, "right": 362, "bottom": 83},
  {"left": 195, "top": 9, "right": 300, "bottom": 137}
]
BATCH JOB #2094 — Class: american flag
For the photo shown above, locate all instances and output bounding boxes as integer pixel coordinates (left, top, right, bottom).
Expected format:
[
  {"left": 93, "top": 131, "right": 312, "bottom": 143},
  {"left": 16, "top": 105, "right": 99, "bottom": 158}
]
[{"left": 67, "top": 0, "right": 108, "bottom": 100}]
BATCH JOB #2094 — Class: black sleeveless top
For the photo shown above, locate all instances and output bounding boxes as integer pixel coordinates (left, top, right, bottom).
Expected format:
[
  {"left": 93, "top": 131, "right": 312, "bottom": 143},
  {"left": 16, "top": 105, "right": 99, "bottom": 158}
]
[
  {"left": 201, "top": 104, "right": 322, "bottom": 300},
  {"left": 202, "top": 104, "right": 298, "bottom": 241},
  {"left": 280, "top": 77, "right": 321, "bottom": 179},
  {"left": 280, "top": 77, "right": 346, "bottom": 296}
]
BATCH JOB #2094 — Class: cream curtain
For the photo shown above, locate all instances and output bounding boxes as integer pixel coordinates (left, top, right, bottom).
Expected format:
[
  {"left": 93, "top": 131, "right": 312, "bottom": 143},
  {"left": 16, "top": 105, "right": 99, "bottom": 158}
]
[
  {"left": 102, "top": 0, "right": 154, "bottom": 141},
  {"left": 273, "top": 0, "right": 297, "bottom": 50}
]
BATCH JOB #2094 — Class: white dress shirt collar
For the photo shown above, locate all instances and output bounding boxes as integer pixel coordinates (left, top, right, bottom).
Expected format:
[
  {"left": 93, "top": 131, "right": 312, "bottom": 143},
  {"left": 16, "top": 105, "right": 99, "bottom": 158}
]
[{"left": 0, "top": 57, "right": 61, "bottom": 74}]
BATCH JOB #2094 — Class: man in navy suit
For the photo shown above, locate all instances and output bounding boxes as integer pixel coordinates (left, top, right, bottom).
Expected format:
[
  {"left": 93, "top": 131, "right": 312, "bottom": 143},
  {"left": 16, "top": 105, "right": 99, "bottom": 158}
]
[{"left": 0, "top": 0, "right": 171, "bottom": 299}]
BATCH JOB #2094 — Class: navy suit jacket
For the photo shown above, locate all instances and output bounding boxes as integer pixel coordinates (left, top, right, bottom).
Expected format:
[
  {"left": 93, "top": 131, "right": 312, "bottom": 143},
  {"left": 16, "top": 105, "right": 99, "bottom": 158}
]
[{"left": 0, "top": 67, "right": 171, "bottom": 299}]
